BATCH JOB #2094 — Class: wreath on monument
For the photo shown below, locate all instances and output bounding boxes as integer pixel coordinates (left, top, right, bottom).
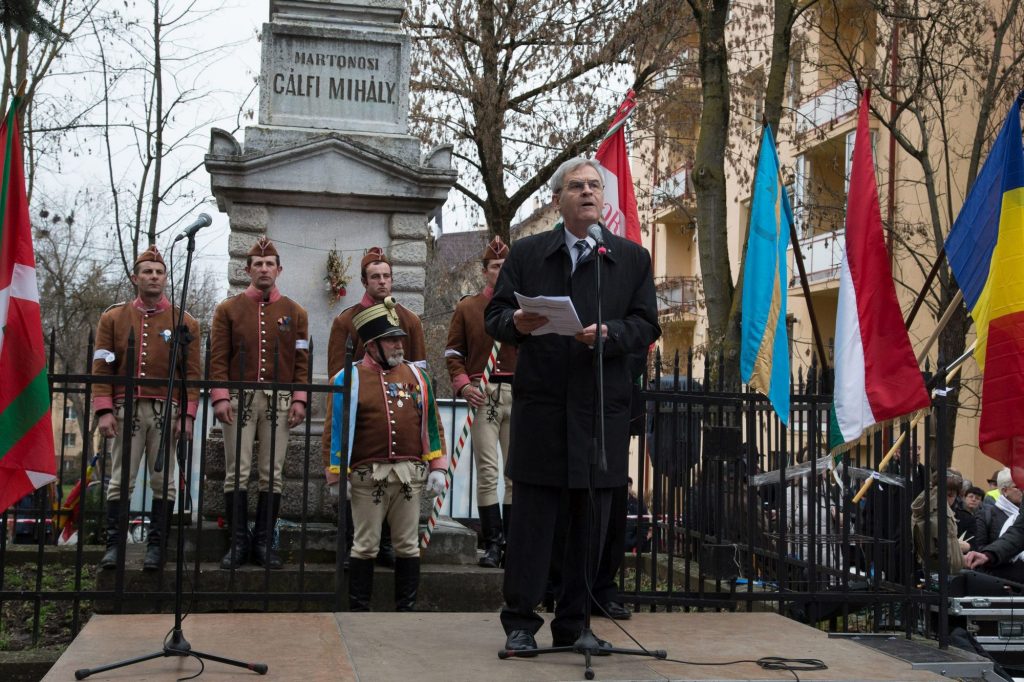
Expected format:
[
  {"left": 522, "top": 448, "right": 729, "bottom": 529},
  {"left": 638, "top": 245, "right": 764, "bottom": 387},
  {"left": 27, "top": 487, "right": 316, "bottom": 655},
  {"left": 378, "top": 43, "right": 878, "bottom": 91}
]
[{"left": 324, "top": 246, "right": 352, "bottom": 303}]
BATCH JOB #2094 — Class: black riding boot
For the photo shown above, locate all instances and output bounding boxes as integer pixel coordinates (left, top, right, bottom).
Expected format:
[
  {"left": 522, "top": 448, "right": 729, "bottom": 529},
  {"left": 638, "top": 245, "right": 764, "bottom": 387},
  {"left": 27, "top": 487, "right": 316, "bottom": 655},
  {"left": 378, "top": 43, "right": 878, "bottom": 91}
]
[
  {"left": 219, "top": 490, "right": 250, "bottom": 570},
  {"left": 143, "top": 499, "right": 174, "bottom": 571},
  {"left": 478, "top": 504, "right": 503, "bottom": 568},
  {"left": 348, "top": 557, "right": 375, "bottom": 612},
  {"left": 252, "top": 492, "right": 283, "bottom": 569},
  {"left": 99, "top": 500, "right": 123, "bottom": 570},
  {"left": 394, "top": 557, "right": 421, "bottom": 612}
]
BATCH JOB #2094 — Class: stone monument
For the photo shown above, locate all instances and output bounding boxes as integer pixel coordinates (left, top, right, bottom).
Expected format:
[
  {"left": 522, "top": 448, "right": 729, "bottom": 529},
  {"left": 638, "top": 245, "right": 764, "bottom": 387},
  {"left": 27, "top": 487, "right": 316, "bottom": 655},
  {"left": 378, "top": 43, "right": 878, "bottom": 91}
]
[
  {"left": 206, "top": 0, "right": 455, "bottom": 380},
  {"left": 203, "top": 0, "right": 458, "bottom": 524}
]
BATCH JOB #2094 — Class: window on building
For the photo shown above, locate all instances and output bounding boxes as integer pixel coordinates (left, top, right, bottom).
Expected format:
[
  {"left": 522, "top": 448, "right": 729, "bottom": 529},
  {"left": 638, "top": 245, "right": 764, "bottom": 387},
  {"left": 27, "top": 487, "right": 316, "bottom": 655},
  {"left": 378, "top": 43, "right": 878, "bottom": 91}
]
[{"left": 63, "top": 432, "right": 76, "bottom": 448}]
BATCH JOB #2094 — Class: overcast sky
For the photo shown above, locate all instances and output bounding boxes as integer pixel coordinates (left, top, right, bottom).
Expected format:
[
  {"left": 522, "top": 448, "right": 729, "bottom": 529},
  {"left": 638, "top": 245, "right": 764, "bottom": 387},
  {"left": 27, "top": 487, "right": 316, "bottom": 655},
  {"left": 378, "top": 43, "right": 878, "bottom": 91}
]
[{"left": 35, "top": 1, "right": 479, "bottom": 294}]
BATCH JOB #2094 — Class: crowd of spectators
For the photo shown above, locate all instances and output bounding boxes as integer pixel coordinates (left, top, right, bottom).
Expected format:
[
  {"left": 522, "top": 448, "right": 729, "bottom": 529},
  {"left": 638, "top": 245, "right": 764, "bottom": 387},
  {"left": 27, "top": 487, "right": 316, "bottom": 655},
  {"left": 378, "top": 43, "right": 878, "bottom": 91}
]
[{"left": 913, "top": 465, "right": 1024, "bottom": 585}]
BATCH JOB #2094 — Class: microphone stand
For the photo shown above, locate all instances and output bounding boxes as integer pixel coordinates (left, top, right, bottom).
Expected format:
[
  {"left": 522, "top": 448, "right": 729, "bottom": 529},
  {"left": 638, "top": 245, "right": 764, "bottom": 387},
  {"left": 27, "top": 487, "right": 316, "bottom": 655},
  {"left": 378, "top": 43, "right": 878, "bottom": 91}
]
[
  {"left": 76, "top": 230, "right": 267, "bottom": 679},
  {"left": 499, "top": 230, "right": 665, "bottom": 680}
]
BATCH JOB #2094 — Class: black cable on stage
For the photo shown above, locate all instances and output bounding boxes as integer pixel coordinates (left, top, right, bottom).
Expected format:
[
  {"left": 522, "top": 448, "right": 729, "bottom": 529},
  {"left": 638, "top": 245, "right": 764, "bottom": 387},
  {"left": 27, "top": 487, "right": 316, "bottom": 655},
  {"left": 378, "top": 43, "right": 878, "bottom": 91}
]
[{"left": 659, "top": 654, "right": 828, "bottom": 682}]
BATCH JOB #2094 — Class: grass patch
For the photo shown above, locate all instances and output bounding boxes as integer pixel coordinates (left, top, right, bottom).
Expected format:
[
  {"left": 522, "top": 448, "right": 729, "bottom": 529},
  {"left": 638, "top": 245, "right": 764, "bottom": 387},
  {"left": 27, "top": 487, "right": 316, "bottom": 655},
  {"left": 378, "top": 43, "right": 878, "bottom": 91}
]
[{"left": 0, "top": 563, "right": 95, "bottom": 651}]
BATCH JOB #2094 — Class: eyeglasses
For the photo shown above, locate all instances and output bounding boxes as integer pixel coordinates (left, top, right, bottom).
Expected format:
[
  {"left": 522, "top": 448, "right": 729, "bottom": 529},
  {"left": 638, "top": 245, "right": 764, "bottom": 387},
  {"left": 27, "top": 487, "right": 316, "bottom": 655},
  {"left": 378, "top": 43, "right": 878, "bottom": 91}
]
[{"left": 563, "top": 179, "right": 603, "bottom": 193}]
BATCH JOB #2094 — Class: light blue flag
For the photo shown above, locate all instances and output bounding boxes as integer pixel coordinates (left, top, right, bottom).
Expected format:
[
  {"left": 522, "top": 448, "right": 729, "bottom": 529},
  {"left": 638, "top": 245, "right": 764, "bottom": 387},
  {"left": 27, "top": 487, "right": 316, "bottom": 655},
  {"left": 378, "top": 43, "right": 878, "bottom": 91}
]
[{"left": 740, "top": 127, "right": 792, "bottom": 426}]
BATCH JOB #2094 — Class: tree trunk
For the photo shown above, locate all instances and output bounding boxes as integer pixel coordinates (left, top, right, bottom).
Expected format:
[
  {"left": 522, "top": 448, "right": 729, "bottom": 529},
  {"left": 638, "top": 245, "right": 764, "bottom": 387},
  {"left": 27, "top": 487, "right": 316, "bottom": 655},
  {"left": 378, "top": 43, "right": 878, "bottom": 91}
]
[{"left": 691, "top": 0, "right": 739, "bottom": 385}]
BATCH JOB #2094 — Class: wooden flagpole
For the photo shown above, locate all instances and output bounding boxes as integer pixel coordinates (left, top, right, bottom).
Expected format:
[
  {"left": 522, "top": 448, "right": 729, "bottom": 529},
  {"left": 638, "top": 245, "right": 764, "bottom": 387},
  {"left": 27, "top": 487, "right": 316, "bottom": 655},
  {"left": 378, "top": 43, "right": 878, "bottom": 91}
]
[
  {"left": 851, "top": 338, "right": 976, "bottom": 503},
  {"left": 420, "top": 340, "right": 501, "bottom": 549}
]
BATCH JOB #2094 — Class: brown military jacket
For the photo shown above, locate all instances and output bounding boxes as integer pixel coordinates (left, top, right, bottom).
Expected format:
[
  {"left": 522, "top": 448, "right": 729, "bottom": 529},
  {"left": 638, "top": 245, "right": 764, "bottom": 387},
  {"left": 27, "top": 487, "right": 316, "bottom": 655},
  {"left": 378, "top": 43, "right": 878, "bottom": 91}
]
[
  {"left": 91, "top": 296, "right": 201, "bottom": 416},
  {"left": 327, "top": 292, "right": 426, "bottom": 376},
  {"left": 321, "top": 355, "right": 448, "bottom": 472},
  {"left": 444, "top": 287, "right": 517, "bottom": 395},
  {"left": 209, "top": 285, "right": 309, "bottom": 405}
]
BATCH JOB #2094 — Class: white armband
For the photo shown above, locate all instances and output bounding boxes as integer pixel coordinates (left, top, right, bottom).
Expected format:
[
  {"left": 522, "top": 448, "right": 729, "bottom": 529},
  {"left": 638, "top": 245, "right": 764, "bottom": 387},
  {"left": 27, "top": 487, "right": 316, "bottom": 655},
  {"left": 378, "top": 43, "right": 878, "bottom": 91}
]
[{"left": 93, "top": 349, "right": 116, "bottom": 364}]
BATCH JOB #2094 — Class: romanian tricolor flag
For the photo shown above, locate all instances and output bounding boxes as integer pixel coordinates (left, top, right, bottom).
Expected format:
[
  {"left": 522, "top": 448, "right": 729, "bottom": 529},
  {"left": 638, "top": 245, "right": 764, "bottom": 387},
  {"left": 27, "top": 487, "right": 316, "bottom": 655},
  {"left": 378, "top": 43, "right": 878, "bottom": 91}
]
[
  {"left": 0, "top": 96, "right": 56, "bottom": 514},
  {"left": 945, "top": 92, "right": 1024, "bottom": 488},
  {"left": 740, "top": 126, "right": 791, "bottom": 425},
  {"left": 829, "top": 92, "right": 930, "bottom": 453}
]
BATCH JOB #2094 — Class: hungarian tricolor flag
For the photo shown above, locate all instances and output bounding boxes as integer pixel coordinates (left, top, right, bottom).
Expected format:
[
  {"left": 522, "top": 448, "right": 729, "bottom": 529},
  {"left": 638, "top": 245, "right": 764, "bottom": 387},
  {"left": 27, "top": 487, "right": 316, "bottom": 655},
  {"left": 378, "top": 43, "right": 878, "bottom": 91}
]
[
  {"left": 595, "top": 90, "right": 641, "bottom": 245},
  {"left": 0, "top": 96, "right": 56, "bottom": 514},
  {"left": 945, "top": 92, "right": 1024, "bottom": 488},
  {"left": 829, "top": 91, "right": 930, "bottom": 453}
]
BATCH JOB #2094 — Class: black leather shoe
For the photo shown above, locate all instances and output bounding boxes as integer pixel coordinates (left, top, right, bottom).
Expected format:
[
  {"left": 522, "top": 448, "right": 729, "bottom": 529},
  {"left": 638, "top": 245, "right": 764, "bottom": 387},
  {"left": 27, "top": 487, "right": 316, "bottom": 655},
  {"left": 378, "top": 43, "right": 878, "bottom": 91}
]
[
  {"left": 551, "top": 632, "right": 612, "bottom": 655},
  {"left": 503, "top": 630, "right": 538, "bottom": 657},
  {"left": 595, "top": 600, "right": 632, "bottom": 620}
]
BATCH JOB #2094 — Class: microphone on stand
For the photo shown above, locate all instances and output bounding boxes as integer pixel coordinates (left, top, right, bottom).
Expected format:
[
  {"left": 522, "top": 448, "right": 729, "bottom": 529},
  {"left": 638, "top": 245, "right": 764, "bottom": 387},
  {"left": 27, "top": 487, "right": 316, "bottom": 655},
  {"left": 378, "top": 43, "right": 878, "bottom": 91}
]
[
  {"left": 587, "top": 223, "right": 609, "bottom": 255},
  {"left": 172, "top": 213, "right": 212, "bottom": 243}
]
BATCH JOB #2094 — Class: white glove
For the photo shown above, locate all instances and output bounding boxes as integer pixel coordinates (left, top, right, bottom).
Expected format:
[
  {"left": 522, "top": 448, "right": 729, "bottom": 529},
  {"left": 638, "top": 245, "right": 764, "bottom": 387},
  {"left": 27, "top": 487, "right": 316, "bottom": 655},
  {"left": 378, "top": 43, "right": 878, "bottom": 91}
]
[{"left": 425, "top": 471, "right": 446, "bottom": 498}]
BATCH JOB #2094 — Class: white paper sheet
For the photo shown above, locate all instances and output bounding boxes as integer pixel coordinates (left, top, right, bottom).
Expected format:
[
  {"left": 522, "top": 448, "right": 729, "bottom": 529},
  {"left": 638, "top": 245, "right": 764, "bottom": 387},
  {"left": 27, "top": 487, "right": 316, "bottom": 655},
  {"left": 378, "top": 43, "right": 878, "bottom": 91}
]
[{"left": 514, "top": 292, "right": 584, "bottom": 336}]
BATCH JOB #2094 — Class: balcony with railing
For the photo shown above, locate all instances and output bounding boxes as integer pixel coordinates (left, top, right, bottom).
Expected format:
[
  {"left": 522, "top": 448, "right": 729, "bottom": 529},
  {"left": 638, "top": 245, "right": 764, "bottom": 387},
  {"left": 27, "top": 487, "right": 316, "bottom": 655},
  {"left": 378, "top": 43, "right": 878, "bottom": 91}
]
[
  {"left": 654, "top": 163, "right": 695, "bottom": 211},
  {"left": 796, "top": 78, "right": 858, "bottom": 135},
  {"left": 790, "top": 229, "right": 844, "bottom": 285},
  {"left": 656, "top": 275, "right": 699, "bottom": 319}
]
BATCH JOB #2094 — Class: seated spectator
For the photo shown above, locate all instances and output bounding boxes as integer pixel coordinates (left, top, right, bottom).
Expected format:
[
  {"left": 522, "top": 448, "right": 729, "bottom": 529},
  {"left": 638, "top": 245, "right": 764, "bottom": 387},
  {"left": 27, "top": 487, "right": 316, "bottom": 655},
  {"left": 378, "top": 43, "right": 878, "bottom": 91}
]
[
  {"left": 965, "top": 474, "right": 1024, "bottom": 585},
  {"left": 912, "top": 469, "right": 969, "bottom": 575},
  {"left": 973, "top": 469, "right": 1019, "bottom": 551},
  {"left": 963, "top": 486, "right": 985, "bottom": 514},
  {"left": 984, "top": 469, "right": 1001, "bottom": 506},
  {"left": 953, "top": 493, "right": 975, "bottom": 541}
]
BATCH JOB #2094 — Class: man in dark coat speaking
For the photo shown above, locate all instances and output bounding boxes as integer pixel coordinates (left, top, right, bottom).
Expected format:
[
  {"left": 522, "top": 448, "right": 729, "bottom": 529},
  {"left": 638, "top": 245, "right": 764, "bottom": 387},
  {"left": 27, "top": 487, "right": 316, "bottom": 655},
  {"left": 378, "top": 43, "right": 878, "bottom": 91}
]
[{"left": 485, "top": 157, "right": 660, "bottom": 653}]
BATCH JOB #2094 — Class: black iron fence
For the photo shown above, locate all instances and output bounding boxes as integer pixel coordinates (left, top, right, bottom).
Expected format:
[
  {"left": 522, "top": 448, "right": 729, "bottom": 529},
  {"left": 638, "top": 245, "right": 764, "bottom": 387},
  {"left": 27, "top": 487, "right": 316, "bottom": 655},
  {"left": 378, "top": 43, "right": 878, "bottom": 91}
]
[
  {"left": 620, "top": 350, "right": 955, "bottom": 646},
  {"left": 1, "top": 338, "right": 957, "bottom": 652}
]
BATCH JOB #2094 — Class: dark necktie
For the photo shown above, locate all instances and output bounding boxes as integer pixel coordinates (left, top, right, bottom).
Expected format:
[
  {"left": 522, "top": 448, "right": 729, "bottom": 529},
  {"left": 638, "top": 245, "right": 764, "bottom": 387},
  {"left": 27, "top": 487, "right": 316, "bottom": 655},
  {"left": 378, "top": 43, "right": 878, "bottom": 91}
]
[{"left": 573, "top": 241, "right": 589, "bottom": 273}]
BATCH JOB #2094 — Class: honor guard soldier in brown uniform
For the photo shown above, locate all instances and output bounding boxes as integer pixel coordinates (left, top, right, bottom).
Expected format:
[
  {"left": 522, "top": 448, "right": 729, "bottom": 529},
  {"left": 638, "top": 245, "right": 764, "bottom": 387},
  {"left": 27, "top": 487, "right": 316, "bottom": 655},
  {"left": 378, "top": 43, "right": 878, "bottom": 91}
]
[
  {"left": 444, "top": 235, "right": 518, "bottom": 568},
  {"left": 92, "top": 245, "right": 201, "bottom": 571},
  {"left": 210, "top": 237, "right": 309, "bottom": 570},
  {"left": 322, "top": 299, "right": 448, "bottom": 611},
  {"left": 327, "top": 246, "right": 426, "bottom": 376},
  {"left": 327, "top": 246, "right": 427, "bottom": 566}
]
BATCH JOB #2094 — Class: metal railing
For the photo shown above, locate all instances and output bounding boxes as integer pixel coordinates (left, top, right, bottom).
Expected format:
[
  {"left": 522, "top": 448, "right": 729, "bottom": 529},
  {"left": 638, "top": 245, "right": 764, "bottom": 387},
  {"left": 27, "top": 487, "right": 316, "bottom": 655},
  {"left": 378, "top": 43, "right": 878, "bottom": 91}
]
[
  {"left": 655, "top": 275, "right": 699, "bottom": 316},
  {"left": 619, "top": 349, "right": 951, "bottom": 643},
  {"left": 790, "top": 229, "right": 844, "bottom": 284},
  {"left": 1, "top": 337, "right": 955, "bottom": 653}
]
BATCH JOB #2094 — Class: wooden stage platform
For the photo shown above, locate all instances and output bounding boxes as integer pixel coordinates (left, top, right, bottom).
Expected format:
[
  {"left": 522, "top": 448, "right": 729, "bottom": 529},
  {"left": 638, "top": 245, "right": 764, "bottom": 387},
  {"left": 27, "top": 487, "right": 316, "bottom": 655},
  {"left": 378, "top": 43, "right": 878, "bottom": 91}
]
[{"left": 46, "top": 611, "right": 958, "bottom": 681}]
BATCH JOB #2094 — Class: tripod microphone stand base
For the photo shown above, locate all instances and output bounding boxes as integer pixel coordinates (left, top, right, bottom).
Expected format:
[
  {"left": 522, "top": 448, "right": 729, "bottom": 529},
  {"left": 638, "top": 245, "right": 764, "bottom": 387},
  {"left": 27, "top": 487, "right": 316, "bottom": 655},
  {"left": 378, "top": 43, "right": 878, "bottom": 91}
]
[
  {"left": 499, "top": 627, "right": 667, "bottom": 681},
  {"left": 74, "top": 626, "right": 268, "bottom": 679}
]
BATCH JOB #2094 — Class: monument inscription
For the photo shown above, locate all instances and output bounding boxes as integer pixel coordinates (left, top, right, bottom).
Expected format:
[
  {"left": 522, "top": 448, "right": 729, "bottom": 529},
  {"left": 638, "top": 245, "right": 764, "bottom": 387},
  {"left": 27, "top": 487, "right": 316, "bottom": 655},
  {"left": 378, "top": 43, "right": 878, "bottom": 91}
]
[{"left": 260, "top": 28, "right": 409, "bottom": 134}]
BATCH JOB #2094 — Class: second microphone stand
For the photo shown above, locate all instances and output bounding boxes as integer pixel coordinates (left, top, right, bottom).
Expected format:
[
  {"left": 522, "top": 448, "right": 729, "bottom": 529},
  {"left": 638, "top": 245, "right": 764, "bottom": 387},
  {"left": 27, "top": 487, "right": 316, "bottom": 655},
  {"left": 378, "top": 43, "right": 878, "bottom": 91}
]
[{"left": 76, "top": 230, "right": 267, "bottom": 679}]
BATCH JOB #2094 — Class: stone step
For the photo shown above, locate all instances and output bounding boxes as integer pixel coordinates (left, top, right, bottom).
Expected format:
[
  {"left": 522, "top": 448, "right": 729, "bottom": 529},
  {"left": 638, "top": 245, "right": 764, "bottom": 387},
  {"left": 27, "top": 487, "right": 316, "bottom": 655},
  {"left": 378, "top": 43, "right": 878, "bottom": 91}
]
[
  {"left": 164, "top": 516, "right": 478, "bottom": 565},
  {"left": 93, "top": 552, "right": 505, "bottom": 614}
]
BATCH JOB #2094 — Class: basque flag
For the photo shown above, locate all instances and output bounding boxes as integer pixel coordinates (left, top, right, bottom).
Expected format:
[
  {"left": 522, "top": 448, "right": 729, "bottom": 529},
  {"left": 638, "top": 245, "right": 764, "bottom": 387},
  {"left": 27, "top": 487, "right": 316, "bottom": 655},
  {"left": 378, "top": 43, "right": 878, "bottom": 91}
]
[{"left": 0, "top": 97, "right": 56, "bottom": 514}]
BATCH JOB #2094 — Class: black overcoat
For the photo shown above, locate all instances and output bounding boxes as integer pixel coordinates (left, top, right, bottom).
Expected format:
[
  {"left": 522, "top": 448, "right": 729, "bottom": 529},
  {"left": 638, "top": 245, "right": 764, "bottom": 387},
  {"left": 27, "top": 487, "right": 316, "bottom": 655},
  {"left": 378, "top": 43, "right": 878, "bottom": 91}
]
[{"left": 485, "top": 223, "right": 660, "bottom": 489}]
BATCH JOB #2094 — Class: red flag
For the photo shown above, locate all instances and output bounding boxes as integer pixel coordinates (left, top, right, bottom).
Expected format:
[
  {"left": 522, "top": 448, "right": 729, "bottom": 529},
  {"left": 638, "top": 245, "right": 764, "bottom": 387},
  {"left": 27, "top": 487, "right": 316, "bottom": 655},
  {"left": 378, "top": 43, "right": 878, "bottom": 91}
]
[
  {"left": 595, "top": 90, "right": 641, "bottom": 245},
  {"left": 0, "top": 97, "right": 56, "bottom": 514},
  {"left": 56, "top": 454, "right": 96, "bottom": 544}
]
